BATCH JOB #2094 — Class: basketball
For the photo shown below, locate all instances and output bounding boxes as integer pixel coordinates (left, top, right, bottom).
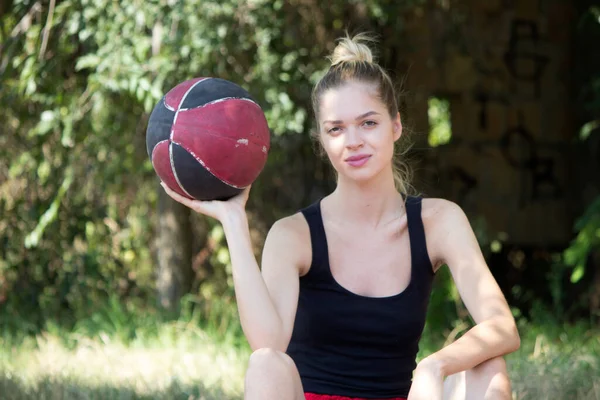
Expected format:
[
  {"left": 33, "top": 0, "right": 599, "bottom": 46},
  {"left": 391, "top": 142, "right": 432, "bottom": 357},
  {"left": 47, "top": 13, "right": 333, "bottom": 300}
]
[{"left": 146, "top": 77, "right": 270, "bottom": 201}]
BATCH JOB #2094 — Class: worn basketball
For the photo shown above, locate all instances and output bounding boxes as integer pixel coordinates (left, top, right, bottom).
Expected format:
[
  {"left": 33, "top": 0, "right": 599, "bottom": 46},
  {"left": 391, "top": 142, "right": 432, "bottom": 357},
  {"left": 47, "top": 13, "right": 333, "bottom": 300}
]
[{"left": 146, "top": 77, "right": 270, "bottom": 201}]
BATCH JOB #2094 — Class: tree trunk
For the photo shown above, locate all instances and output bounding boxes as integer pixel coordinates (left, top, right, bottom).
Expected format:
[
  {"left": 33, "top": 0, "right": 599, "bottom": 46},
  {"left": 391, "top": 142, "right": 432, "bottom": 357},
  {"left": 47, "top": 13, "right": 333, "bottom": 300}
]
[{"left": 156, "top": 187, "right": 193, "bottom": 311}]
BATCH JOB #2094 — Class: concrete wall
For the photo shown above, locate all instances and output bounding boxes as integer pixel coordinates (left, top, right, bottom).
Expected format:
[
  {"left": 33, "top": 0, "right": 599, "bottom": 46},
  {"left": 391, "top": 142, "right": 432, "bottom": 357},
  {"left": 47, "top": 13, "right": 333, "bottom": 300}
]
[{"left": 405, "top": 0, "right": 575, "bottom": 246}]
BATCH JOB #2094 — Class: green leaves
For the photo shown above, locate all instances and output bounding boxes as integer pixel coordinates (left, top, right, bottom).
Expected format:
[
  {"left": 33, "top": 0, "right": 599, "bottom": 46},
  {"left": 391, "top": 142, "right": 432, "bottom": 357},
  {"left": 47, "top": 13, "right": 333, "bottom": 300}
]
[
  {"left": 0, "top": 0, "right": 427, "bottom": 325},
  {"left": 30, "top": 110, "right": 58, "bottom": 137},
  {"left": 427, "top": 97, "right": 452, "bottom": 147},
  {"left": 24, "top": 166, "right": 73, "bottom": 249},
  {"left": 563, "top": 197, "right": 600, "bottom": 283},
  {"left": 579, "top": 119, "right": 599, "bottom": 141}
]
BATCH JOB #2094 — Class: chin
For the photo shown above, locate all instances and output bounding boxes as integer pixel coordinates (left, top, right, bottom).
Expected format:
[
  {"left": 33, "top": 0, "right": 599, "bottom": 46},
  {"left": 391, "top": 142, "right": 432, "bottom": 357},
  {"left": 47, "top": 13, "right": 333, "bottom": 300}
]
[
  {"left": 338, "top": 166, "right": 382, "bottom": 185},
  {"left": 331, "top": 154, "right": 389, "bottom": 182}
]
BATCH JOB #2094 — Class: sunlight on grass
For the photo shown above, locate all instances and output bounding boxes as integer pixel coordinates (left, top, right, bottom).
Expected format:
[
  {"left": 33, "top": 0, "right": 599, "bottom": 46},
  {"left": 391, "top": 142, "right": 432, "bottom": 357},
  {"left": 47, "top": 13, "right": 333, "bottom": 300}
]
[
  {"left": 0, "top": 325, "right": 250, "bottom": 400},
  {"left": 506, "top": 325, "right": 600, "bottom": 400},
  {"left": 0, "top": 318, "right": 598, "bottom": 399}
]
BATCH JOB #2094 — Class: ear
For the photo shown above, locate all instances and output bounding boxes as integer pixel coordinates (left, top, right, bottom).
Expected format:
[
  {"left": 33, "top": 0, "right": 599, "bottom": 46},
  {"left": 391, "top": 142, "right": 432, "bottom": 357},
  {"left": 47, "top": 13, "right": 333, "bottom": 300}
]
[{"left": 392, "top": 112, "right": 402, "bottom": 141}]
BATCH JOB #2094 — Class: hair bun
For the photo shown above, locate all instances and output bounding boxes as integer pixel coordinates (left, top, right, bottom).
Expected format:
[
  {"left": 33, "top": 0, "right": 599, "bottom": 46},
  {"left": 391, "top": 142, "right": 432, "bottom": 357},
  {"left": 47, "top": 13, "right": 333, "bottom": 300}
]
[{"left": 329, "top": 32, "right": 377, "bottom": 66}]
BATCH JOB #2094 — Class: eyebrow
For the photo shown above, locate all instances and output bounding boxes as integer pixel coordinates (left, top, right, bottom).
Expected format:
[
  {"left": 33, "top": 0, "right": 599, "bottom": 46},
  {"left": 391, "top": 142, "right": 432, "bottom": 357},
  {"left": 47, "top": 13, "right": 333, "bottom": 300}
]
[{"left": 322, "top": 111, "right": 381, "bottom": 125}]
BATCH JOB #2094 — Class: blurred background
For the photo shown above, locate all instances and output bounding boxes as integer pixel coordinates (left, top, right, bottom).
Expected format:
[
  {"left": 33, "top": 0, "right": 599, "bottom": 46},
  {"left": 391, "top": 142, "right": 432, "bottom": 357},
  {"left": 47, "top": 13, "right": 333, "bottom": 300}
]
[{"left": 1, "top": 0, "right": 599, "bottom": 399}]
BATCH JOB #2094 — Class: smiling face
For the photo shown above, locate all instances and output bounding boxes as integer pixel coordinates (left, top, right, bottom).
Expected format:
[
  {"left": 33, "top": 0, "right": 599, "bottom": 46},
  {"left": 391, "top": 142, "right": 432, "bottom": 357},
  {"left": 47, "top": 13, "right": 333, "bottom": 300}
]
[{"left": 318, "top": 80, "right": 402, "bottom": 184}]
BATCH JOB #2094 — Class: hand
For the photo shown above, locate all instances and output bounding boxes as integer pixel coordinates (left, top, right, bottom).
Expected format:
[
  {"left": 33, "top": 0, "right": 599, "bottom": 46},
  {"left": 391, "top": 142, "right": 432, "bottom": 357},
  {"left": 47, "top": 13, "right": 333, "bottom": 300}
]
[
  {"left": 160, "top": 182, "right": 251, "bottom": 224},
  {"left": 407, "top": 357, "right": 444, "bottom": 400}
]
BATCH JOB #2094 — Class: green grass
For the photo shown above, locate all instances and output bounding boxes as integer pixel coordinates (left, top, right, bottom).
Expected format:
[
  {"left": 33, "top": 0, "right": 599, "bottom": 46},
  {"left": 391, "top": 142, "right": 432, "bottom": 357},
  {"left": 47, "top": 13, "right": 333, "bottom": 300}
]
[
  {"left": 506, "top": 321, "right": 600, "bottom": 400},
  {"left": 0, "top": 323, "right": 249, "bottom": 399},
  {"left": 0, "top": 300, "right": 598, "bottom": 399}
]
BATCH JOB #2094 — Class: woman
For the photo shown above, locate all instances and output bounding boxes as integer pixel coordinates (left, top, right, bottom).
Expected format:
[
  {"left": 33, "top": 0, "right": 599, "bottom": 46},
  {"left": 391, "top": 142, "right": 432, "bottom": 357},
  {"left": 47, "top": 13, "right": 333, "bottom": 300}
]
[{"left": 161, "top": 33, "right": 520, "bottom": 400}]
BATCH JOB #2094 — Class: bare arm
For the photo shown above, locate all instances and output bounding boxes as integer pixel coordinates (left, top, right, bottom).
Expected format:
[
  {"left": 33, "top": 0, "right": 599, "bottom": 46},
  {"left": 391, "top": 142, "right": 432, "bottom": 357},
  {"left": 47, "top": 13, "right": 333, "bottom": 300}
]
[
  {"left": 159, "top": 183, "right": 306, "bottom": 352},
  {"left": 224, "top": 211, "right": 307, "bottom": 352},
  {"left": 421, "top": 199, "right": 520, "bottom": 377}
]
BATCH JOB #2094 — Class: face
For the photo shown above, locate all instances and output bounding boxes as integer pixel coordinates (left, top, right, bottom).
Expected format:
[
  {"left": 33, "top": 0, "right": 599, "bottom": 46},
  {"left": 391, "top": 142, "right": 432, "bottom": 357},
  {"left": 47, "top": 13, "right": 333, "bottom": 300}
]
[{"left": 318, "top": 81, "right": 402, "bottom": 184}]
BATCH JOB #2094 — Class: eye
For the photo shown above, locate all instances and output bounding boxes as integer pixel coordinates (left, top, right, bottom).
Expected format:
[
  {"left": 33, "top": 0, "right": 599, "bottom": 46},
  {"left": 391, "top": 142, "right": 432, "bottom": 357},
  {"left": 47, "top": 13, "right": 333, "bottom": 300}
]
[
  {"left": 363, "top": 120, "right": 378, "bottom": 127},
  {"left": 326, "top": 126, "right": 341, "bottom": 134}
]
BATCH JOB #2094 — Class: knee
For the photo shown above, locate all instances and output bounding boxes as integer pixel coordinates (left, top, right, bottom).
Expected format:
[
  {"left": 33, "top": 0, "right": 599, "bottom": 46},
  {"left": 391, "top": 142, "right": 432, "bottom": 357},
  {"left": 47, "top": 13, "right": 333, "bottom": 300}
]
[
  {"left": 245, "top": 348, "right": 302, "bottom": 399},
  {"left": 247, "top": 348, "right": 292, "bottom": 374},
  {"left": 245, "top": 348, "right": 299, "bottom": 393},
  {"left": 470, "top": 357, "right": 511, "bottom": 399}
]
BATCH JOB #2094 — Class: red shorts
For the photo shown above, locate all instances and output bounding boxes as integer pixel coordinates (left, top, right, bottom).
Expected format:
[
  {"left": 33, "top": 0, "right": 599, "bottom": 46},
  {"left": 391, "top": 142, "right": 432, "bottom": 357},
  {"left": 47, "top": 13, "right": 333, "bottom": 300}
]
[{"left": 305, "top": 394, "right": 407, "bottom": 400}]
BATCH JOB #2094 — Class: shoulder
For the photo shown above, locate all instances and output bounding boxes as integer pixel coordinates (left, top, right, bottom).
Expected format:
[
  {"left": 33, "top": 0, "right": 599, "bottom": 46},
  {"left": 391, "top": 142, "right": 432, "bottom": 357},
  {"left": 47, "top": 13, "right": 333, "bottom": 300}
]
[
  {"left": 263, "top": 211, "right": 312, "bottom": 275},
  {"left": 419, "top": 197, "right": 472, "bottom": 270},
  {"left": 420, "top": 197, "right": 466, "bottom": 225},
  {"left": 269, "top": 212, "right": 310, "bottom": 240}
]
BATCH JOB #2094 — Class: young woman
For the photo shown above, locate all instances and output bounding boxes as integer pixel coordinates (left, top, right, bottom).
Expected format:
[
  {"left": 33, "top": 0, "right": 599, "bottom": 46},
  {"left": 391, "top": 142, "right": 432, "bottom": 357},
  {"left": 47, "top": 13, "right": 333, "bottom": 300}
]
[{"left": 161, "top": 33, "right": 520, "bottom": 400}]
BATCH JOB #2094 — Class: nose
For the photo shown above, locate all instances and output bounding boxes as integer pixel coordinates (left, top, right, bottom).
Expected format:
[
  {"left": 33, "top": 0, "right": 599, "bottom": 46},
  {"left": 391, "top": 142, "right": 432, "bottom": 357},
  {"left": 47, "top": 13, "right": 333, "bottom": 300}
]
[{"left": 345, "top": 126, "right": 363, "bottom": 150}]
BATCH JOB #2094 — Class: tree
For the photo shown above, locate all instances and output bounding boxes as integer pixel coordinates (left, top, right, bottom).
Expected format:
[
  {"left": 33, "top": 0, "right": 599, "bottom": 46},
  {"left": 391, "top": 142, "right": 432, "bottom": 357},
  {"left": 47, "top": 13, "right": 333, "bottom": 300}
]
[
  {"left": 156, "top": 190, "right": 193, "bottom": 311},
  {"left": 0, "top": 0, "right": 424, "bottom": 320}
]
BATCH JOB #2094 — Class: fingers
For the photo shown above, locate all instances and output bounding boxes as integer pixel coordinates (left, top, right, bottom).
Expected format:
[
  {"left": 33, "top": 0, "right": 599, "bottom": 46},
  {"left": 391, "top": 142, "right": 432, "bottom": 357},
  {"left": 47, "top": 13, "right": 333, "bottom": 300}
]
[
  {"left": 159, "top": 182, "right": 220, "bottom": 218},
  {"left": 159, "top": 181, "right": 249, "bottom": 221},
  {"left": 160, "top": 182, "right": 213, "bottom": 215},
  {"left": 236, "top": 185, "right": 252, "bottom": 200},
  {"left": 160, "top": 182, "right": 195, "bottom": 207}
]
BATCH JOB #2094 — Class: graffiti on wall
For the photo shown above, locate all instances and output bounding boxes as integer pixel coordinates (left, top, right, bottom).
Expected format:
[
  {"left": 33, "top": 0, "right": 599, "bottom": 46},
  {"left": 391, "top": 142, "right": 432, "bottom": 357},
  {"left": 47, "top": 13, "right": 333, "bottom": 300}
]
[
  {"left": 418, "top": 7, "right": 571, "bottom": 243},
  {"left": 503, "top": 19, "right": 550, "bottom": 99}
]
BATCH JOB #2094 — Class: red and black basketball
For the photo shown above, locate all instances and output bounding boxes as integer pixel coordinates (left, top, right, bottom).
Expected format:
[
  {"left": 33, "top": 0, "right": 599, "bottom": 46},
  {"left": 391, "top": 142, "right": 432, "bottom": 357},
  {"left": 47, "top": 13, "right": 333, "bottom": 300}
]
[{"left": 146, "top": 77, "right": 270, "bottom": 201}]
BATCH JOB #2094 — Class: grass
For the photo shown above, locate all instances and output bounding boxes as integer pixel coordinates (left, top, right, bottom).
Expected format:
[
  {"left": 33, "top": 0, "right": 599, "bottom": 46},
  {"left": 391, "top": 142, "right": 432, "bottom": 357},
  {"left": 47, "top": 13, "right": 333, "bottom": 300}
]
[
  {"left": 0, "top": 300, "right": 598, "bottom": 399},
  {"left": 0, "top": 323, "right": 249, "bottom": 399},
  {"left": 507, "top": 320, "right": 600, "bottom": 400}
]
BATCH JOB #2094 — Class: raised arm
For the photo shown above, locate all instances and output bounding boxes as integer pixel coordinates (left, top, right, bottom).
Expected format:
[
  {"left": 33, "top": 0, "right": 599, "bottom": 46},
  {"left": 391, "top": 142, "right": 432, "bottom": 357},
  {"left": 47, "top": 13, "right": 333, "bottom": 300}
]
[
  {"left": 160, "top": 183, "right": 308, "bottom": 352},
  {"left": 258, "top": 213, "right": 311, "bottom": 350},
  {"left": 225, "top": 212, "right": 308, "bottom": 351}
]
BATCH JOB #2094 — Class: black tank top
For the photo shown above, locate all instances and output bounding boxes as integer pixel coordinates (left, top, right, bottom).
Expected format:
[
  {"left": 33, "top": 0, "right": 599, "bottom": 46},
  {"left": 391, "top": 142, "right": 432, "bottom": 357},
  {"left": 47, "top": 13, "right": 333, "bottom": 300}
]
[{"left": 286, "top": 196, "right": 435, "bottom": 398}]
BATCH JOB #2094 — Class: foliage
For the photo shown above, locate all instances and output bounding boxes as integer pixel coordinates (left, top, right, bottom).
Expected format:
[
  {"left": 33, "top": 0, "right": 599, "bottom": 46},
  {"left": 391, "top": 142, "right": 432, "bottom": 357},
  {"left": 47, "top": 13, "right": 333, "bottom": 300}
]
[
  {"left": 564, "top": 197, "right": 600, "bottom": 283},
  {"left": 507, "top": 321, "right": 600, "bottom": 400},
  {"left": 1, "top": 2, "right": 598, "bottom": 397},
  {"left": 561, "top": 2, "right": 600, "bottom": 292},
  {"left": 0, "top": 0, "right": 427, "bottom": 327},
  {"left": 427, "top": 97, "right": 452, "bottom": 147}
]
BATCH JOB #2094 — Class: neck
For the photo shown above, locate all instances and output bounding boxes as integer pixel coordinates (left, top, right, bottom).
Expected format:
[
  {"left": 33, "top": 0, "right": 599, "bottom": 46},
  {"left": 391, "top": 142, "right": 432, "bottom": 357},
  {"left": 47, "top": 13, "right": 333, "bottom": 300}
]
[{"left": 327, "top": 167, "right": 404, "bottom": 229}]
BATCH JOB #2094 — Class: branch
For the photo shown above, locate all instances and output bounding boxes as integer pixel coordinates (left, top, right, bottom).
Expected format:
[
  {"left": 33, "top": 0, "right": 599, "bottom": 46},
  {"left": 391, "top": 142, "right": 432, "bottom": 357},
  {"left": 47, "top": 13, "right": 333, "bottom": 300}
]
[
  {"left": 39, "top": 0, "right": 56, "bottom": 60},
  {"left": 0, "top": 1, "right": 41, "bottom": 71},
  {"left": 10, "top": 1, "right": 41, "bottom": 37}
]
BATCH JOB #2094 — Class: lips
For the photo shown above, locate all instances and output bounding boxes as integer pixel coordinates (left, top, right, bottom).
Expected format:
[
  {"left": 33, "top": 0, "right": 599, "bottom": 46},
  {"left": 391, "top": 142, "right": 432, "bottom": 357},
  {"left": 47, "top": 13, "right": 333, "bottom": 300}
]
[
  {"left": 345, "top": 154, "right": 371, "bottom": 167},
  {"left": 345, "top": 154, "right": 371, "bottom": 162}
]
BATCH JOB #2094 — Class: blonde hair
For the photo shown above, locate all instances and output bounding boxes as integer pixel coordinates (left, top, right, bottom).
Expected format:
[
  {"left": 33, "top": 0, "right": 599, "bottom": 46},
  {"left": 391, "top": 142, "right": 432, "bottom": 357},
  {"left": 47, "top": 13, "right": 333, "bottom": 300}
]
[{"left": 311, "top": 32, "right": 414, "bottom": 196}]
